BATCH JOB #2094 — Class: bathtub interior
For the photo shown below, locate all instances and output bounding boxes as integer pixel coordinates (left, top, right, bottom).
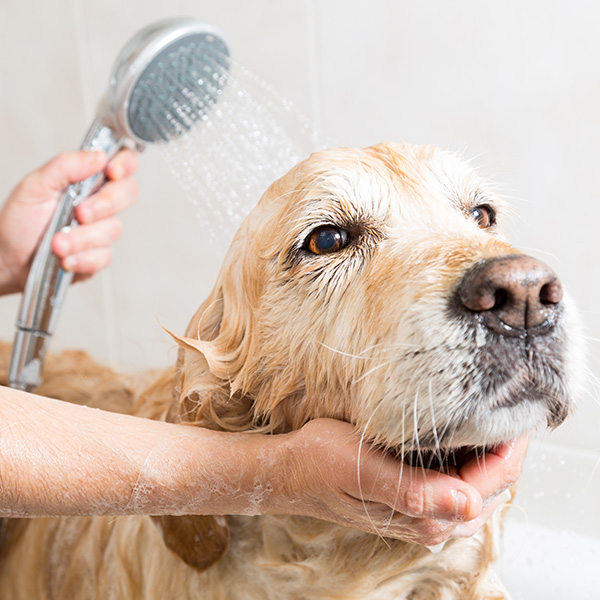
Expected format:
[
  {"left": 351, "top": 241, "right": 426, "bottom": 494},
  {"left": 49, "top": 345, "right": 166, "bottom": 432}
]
[{"left": 499, "top": 438, "right": 600, "bottom": 599}]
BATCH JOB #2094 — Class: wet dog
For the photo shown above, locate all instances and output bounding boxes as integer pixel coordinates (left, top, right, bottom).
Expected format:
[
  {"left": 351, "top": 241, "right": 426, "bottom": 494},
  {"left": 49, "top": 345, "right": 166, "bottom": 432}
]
[{"left": 0, "top": 142, "right": 583, "bottom": 598}]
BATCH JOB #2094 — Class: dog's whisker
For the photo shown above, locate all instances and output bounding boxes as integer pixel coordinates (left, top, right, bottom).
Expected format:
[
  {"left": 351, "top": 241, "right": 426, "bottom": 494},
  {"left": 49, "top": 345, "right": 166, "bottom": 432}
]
[
  {"left": 580, "top": 363, "right": 600, "bottom": 388},
  {"left": 579, "top": 332, "right": 600, "bottom": 344},
  {"left": 381, "top": 399, "right": 408, "bottom": 538},
  {"left": 320, "top": 340, "right": 423, "bottom": 357},
  {"left": 319, "top": 340, "right": 474, "bottom": 363},
  {"left": 427, "top": 382, "right": 444, "bottom": 471},
  {"left": 356, "top": 400, "right": 392, "bottom": 546},
  {"left": 410, "top": 385, "right": 427, "bottom": 476},
  {"left": 354, "top": 360, "right": 395, "bottom": 384},
  {"left": 435, "top": 404, "right": 460, "bottom": 451},
  {"left": 578, "top": 369, "right": 600, "bottom": 408},
  {"left": 317, "top": 342, "right": 393, "bottom": 361},
  {"left": 473, "top": 445, "right": 486, "bottom": 473}
]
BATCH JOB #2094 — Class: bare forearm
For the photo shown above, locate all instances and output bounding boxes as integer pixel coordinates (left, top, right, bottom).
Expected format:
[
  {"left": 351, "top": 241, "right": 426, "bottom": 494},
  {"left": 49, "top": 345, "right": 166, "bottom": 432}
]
[{"left": 0, "top": 386, "right": 273, "bottom": 518}]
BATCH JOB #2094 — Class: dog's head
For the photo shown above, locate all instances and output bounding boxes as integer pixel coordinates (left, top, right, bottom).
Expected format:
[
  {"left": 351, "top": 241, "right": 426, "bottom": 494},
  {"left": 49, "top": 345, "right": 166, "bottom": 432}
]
[
  {"left": 175, "top": 142, "right": 582, "bottom": 449},
  {"left": 159, "top": 142, "right": 583, "bottom": 568}
]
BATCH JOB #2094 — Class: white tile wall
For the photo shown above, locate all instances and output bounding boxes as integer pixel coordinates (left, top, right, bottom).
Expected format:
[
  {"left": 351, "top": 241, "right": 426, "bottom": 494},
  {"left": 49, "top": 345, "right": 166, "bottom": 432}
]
[{"left": 0, "top": 1, "right": 598, "bottom": 458}]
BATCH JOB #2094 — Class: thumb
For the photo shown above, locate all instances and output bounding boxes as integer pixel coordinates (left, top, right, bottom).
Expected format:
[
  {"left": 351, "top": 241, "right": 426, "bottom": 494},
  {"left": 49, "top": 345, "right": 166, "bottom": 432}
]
[{"left": 32, "top": 150, "right": 108, "bottom": 192}]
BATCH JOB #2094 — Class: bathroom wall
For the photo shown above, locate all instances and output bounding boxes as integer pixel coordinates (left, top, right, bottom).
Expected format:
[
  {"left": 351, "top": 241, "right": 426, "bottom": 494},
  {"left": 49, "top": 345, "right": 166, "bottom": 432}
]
[{"left": 0, "top": 0, "right": 598, "bottom": 456}]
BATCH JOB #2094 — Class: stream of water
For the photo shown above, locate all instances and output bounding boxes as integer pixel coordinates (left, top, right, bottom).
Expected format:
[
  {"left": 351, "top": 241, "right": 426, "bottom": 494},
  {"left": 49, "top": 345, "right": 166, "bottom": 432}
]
[{"left": 157, "top": 51, "right": 324, "bottom": 237}]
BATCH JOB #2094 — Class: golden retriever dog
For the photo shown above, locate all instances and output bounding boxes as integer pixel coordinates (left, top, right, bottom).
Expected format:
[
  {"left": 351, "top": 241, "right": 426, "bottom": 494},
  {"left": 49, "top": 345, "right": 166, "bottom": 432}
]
[{"left": 0, "top": 142, "right": 583, "bottom": 599}]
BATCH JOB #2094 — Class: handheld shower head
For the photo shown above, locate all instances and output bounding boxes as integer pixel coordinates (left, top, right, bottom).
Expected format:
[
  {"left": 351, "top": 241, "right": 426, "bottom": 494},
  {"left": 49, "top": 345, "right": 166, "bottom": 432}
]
[
  {"left": 107, "top": 19, "right": 230, "bottom": 144},
  {"left": 84, "top": 18, "right": 230, "bottom": 153},
  {"left": 9, "top": 18, "right": 230, "bottom": 391}
]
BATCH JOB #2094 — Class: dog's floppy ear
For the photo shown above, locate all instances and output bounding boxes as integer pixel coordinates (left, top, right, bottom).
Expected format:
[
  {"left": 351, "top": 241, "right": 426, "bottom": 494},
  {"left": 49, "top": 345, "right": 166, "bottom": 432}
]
[
  {"left": 152, "top": 515, "right": 230, "bottom": 573},
  {"left": 168, "top": 234, "right": 269, "bottom": 432}
]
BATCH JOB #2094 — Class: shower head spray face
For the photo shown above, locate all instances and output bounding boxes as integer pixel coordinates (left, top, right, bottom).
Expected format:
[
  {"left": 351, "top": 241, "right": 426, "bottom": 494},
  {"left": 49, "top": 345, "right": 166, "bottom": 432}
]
[{"left": 108, "top": 18, "right": 230, "bottom": 144}]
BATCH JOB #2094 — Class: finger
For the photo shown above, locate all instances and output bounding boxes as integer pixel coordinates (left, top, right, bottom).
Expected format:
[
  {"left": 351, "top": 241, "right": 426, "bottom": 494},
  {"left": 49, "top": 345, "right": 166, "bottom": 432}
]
[
  {"left": 51, "top": 218, "right": 122, "bottom": 259},
  {"left": 354, "top": 444, "right": 482, "bottom": 522},
  {"left": 331, "top": 495, "right": 457, "bottom": 545},
  {"left": 74, "top": 177, "right": 139, "bottom": 224},
  {"left": 105, "top": 148, "right": 139, "bottom": 181},
  {"left": 457, "top": 436, "right": 528, "bottom": 502},
  {"left": 60, "top": 247, "right": 113, "bottom": 275},
  {"left": 26, "top": 151, "right": 108, "bottom": 195},
  {"left": 451, "top": 489, "right": 512, "bottom": 538},
  {"left": 370, "top": 511, "right": 456, "bottom": 545}
]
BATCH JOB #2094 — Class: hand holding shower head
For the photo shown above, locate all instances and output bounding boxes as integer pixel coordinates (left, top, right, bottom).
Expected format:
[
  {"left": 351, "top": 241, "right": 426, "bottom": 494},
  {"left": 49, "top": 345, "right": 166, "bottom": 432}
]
[{"left": 9, "top": 18, "right": 230, "bottom": 391}]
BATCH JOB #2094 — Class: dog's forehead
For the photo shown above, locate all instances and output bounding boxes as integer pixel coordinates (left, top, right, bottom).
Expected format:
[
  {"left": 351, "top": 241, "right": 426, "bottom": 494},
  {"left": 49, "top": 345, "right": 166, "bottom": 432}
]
[{"left": 261, "top": 143, "right": 488, "bottom": 224}]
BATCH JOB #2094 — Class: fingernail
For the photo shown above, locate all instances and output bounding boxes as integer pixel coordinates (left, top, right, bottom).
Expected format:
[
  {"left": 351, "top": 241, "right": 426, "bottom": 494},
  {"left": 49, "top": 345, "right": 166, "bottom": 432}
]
[
  {"left": 110, "top": 164, "right": 125, "bottom": 180},
  {"left": 76, "top": 204, "right": 93, "bottom": 223},
  {"left": 482, "top": 486, "right": 512, "bottom": 509},
  {"left": 52, "top": 233, "right": 71, "bottom": 255},
  {"left": 453, "top": 521, "right": 480, "bottom": 538},
  {"left": 83, "top": 151, "right": 100, "bottom": 166},
  {"left": 63, "top": 256, "right": 77, "bottom": 271},
  {"left": 451, "top": 490, "right": 468, "bottom": 520}
]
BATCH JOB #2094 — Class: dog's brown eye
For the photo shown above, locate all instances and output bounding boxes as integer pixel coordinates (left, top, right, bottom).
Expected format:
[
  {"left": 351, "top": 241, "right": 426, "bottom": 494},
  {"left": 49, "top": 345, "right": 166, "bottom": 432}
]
[
  {"left": 306, "top": 226, "right": 349, "bottom": 255},
  {"left": 471, "top": 205, "right": 496, "bottom": 229}
]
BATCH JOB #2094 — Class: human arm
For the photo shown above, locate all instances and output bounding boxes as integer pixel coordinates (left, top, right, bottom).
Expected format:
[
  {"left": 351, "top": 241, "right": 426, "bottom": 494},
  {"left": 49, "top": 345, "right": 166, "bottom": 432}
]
[
  {"left": 0, "top": 390, "right": 523, "bottom": 546},
  {"left": 0, "top": 149, "right": 138, "bottom": 296}
]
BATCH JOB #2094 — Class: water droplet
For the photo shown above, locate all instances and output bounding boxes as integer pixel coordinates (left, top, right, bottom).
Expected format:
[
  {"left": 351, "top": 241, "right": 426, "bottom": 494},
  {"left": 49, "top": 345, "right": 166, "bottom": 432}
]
[
  {"left": 158, "top": 55, "right": 325, "bottom": 245},
  {"left": 475, "top": 325, "right": 486, "bottom": 347}
]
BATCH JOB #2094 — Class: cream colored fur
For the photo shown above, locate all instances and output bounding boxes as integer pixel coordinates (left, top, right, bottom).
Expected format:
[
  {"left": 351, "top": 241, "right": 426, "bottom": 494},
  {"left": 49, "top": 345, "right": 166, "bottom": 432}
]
[{"left": 0, "top": 142, "right": 582, "bottom": 599}]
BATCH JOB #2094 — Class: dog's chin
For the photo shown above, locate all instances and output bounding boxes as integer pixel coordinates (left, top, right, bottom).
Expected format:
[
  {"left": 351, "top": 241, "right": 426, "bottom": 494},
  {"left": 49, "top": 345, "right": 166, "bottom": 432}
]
[
  {"left": 387, "top": 398, "right": 563, "bottom": 474},
  {"left": 401, "top": 444, "right": 508, "bottom": 474}
]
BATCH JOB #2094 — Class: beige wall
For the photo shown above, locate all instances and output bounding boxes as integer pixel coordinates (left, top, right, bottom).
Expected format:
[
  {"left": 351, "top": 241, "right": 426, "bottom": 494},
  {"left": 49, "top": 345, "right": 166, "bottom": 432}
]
[{"left": 0, "top": 0, "right": 598, "bottom": 456}]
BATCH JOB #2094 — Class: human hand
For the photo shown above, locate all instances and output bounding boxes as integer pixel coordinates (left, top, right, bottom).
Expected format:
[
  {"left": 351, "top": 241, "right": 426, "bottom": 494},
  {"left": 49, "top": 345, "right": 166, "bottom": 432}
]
[
  {"left": 270, "top": 419, "right": 526, "bottom": 545},
  {"left": 0, "top": 149, "right": 138, "bottom": 295}
]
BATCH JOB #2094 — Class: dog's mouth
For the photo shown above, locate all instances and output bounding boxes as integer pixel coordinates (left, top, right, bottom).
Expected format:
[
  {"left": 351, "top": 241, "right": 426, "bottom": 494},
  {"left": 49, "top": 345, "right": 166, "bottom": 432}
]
[{"left": 401, "top": 442, "right": 510, "bottom": 474}]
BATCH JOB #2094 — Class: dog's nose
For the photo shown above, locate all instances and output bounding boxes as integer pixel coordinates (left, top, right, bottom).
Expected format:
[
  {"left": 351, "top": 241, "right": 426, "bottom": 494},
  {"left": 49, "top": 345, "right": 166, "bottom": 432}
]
[{"left": 456, "top": 255, "right": 563, "bottom": 335}]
